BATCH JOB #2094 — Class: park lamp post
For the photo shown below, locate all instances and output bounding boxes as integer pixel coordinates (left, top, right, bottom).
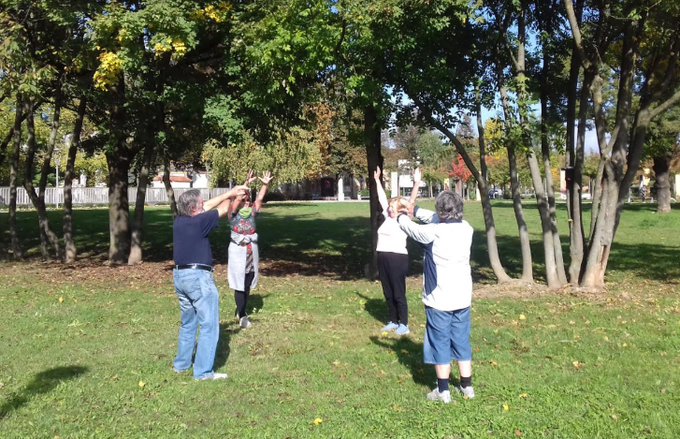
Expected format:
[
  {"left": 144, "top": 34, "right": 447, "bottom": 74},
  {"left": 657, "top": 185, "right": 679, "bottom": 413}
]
[{"left": 54, "top": 148, "right": 60, "bottom": 208}]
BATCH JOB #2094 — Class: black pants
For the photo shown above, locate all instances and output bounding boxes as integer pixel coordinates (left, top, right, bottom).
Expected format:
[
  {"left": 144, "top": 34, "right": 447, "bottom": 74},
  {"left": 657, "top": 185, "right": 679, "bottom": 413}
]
[
  {"left": 378, "top": 252, "right": 409, "bottom": 325},
  {"left": 235, "top": 271, "right": 255, "bottom": 318}
]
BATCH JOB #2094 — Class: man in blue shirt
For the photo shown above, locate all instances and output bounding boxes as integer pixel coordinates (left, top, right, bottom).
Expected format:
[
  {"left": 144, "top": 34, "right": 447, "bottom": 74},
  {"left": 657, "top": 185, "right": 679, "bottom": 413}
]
[{"left": 172, "top": 185, "right": 248, "bottom": 380}]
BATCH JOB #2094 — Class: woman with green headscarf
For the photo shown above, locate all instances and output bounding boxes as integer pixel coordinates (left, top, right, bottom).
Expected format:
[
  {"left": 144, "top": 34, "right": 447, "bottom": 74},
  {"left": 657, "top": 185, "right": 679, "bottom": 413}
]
[{"left": 228, "top": 170, "right": 273, "bottom": 329}]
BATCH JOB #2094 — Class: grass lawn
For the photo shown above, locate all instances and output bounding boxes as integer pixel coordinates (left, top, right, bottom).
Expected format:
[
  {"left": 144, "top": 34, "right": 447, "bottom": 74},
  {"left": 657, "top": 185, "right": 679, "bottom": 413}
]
[{"left": 0, "top": 200, "right": 679, "bottom": 438}]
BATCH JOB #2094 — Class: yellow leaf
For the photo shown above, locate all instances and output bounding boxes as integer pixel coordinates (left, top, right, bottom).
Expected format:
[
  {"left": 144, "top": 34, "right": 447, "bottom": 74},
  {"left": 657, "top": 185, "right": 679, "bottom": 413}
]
[
  {"left": 138, "top": 381, "right": 146, "bottom": 388},
  {"left": 490, "top": 360, "right": 498, "bottom": 366},
  {"left": 313, "top": 418, "right": 323, "bottom": 425},
  {"left": 611, "top": 414, "right": 617, "bottom": 420},
  {"left": 572, "top": 361, "right": 582, "bottom": 369},
  {"left": 603, "top": 336, "right": 609, "bottom": 341},
  {"left": 519, "top": 314, "right": 526, "bottom": 320},
  {"left": 58, "top": 297, "right": 64, "bottom": 303},
  {"left": 503, "top": 403, "right": 509, "bottom": 411},
  {"left": 381, "top": 331, "right": 388, "bottom": 336},
  {"left": 400, "top": 349, "right": 409, "bottom": 354},
  {"left": 519, "top": 393, "right": 528, "bottom": 398}
]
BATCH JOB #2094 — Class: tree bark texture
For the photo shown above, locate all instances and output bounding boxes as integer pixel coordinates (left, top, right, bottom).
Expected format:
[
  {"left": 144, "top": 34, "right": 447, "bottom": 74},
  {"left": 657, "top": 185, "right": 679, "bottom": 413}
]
[
  {"left": 63, "top": 97, "right": 87, "bottom": 263},
  {"left": 653, "top": 151, "right": 672, "bottom": 213},
  {"left": 106, "top": 151, "right": 133, "bottom": 264},
  {"left": 128, "top": 140, "right": 154, "bottom": 265}
]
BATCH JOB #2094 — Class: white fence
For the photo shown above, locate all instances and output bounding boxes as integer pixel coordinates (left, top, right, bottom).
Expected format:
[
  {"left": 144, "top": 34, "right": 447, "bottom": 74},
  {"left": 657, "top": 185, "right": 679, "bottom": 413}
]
[{"left": 0, "top": 187, "right": 232, "bottom": 207}]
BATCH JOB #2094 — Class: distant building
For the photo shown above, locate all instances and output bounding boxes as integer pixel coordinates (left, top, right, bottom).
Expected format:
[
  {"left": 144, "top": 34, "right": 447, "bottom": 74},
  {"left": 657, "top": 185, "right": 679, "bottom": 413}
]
[{"left": 151, "top": 171, "right": 193, "bottom": 189}]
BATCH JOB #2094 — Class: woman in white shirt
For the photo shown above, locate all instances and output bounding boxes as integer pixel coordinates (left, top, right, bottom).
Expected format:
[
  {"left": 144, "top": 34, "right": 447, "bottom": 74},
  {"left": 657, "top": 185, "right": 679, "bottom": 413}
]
[{"left": 373, "top": 167, "right": 420, "bottom": 335}]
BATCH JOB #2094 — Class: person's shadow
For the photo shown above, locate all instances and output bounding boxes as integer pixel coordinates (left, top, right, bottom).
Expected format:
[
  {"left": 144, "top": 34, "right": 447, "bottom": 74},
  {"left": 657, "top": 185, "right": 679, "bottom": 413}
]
[
  {"left": 0, "top": 366, "right": 88, "bottom": 419},
  {"left": 356, "top": 292, "right": 388, "bottom": 324},
  {"left": 213, "top": 293, "right": 270, "bottom": 370},
  {"left": 370, "top": 336, "right": 439, "bottom": 388}
]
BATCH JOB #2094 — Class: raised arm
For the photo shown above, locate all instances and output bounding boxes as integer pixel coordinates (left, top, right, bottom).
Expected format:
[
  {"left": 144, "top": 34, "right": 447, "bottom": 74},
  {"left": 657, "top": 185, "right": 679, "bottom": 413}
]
[
  {"left": 408, "top": 167, "right": 421, "bottom": 206},
  {"left": 254, "top": 171, "right": 273, "bottom": 211},
  {"left": 205, "top": 184, "right": 249, "bottom": 213},
  {"left": 396, "top": 214, "right": 437, "bottom": 244},
  {"left": 373, "top": 166, "right": 389, "bottom": 212}
]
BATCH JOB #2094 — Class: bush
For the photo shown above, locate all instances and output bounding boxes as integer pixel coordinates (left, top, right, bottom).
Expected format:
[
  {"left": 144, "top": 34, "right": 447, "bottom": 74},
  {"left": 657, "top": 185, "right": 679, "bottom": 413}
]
[
  {"left": 358, "top": 189, "right": 370, "bottom": 197},
  {"left": 263, "top": 191, "right": 286, "bottom": 202}
]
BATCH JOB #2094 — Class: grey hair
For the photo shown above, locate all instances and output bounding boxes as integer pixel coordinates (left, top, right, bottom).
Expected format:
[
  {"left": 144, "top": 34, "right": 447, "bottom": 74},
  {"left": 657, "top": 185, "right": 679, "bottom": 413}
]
[
  {"left": 435, "top": 191, "right": 463, "bottom": 222},
  {"left": 177, "top": 189, "right": 202, "bottom": 216}
]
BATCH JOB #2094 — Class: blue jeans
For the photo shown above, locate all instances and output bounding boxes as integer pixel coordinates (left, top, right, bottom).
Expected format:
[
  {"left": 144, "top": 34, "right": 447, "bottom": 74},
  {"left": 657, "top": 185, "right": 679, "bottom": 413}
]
[{"left": 173, "top": 269, "right": 220, "bottom": 379}]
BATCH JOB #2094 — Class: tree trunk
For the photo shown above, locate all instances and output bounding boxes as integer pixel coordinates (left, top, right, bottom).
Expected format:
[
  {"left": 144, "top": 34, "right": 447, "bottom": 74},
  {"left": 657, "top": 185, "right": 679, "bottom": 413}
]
[
  {"left": 507, "top": 144, "right": 533, "bottom": 282},
  {"left": 39, "top": 85, "right": 62, "bottom": 200},
  {"left": 527, "top": 148, "right": 563, "bottom": 288},
  {"left": 63, "top": 97, "right": 86, "bottom": 263},
  {"left": 23, "top": 100, "right": 62, "bottom": 259},
  {"left": 106, "top": 151, "right": 132, "bottom": 264},
  {"left": 653, "top": 151, "right": 672, "bottom": 213},
  {"left": 426, "top": 113, "right": 512, "bottom": 283},
  {"left": 9, "top": 96, "right": 24, "bottom": 259},
  {"left": 364, "top": 105, "right": 383, "bottom": 280},
  {"left": 128, "top": 141, "right": 154, "bottom": 265},
  {"left": 499, "top": 82, "right": 533, "bottom": 283},
  {"left": 163, "top": 157, "right": 178, "bottom": 217}
]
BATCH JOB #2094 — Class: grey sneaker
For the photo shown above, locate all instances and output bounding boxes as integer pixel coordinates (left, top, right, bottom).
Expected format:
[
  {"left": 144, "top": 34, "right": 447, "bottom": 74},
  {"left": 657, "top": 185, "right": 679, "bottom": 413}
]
[
  {"left": 454, "top": 385, "right": 475, "bottom": 399},
  {"left": 197, "top": 372, "right": 228, "bottom": 381},
  {"left": 395, "top": 324, "right": 410, "bottom": 335},
  {"left": 426, "top": 388, "right": 452, "bottom": 403},
  {"left": 239, "top": 315, "right": 252, "bottom": 329}
]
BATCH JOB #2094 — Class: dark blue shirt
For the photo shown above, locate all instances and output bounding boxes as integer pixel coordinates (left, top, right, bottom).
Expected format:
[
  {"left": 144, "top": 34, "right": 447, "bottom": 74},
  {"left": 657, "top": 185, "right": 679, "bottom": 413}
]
[{"left": 173, "top": 210, "right": 220, "bottom": 266}]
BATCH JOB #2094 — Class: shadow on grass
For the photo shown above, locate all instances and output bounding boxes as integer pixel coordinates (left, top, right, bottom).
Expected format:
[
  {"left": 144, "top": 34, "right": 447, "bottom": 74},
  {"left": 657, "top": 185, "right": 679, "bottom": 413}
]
[
  {"left": 213, "top": 293, "right": 269, "bottom": 371},
  {"left": 0, "top": 366, "right": 88, "bottom": 420},
  {"left": 370, "top": 336, "right": 437, "bottom": 388},
  {"left": 356, "top": 293, "right": 388, "bottom": 324}
]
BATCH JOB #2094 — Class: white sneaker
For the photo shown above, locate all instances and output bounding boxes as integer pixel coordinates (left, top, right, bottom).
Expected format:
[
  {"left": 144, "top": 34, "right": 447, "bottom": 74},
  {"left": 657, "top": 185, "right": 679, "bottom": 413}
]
[
  {"left": 426, "top": 388, "right": 452, "bottom": 403},
  {"left": 454, "top": 385, "right": 475, "bottom": 399},
  {"left": 197, "top": 372, "right": 228, "bottom": 381},
  {"left": 239, "top": 316, "right": 252, "bottom": 329}
]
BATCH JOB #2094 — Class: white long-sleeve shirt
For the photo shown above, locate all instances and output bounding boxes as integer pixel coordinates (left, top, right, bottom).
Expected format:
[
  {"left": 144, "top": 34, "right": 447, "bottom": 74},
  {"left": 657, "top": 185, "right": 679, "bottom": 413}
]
[{"left": 396, "top": 206, "right": 473, "bottom": 311}]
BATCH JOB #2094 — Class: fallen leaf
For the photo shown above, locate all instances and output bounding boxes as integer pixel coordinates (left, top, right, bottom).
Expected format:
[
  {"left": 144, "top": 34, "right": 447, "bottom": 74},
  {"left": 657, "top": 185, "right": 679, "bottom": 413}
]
[
  {"left": 400, "top": 349, "right": 409, "bottom": 354},
  {"left": 515, "top": 430, "right": 523, "bottom": 437},
  {"left": 58, "top": 296, "right": 64, "bottom": 303},
  {"left": 138, "top": 381, "right": 146, "bottom": 388},
  {"left": 490, "top": 360, "right": 498, "bottom": 366},
  {"left": 572, "top": 361, "right": 582, "bottom": 369},
  {"left": 313, "top": 418, "right": 323, "bottom": 425},
  {"left": 519, "top": 393, "right": 528, "bottom": 398},
  {"left": 519, "top": 314, "right": 526, "bottom": 320},
  {"left": 611, "top": 414, "right": 617, "bottom": 420},
  {"left": 381, "top": 331, "right": 388, "bottom": 336},
  {"left": 503, "top": 404, "right": 509, "bottom": 411}
]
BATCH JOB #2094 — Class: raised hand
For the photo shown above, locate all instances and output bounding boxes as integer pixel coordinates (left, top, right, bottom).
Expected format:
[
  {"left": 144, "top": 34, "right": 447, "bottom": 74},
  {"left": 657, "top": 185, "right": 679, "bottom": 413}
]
[
  {"left": 228, "top": 184, "right": 250, "bottom": 199},
  {"left": 374, "top": 166, "right": 381, "bottom": 180},
  {"left": 244, "top": 169, "right": 256, "bottom": 186},
  {"left": 258, "top": 170, "right": 273, "bottom": 185},
  {"left": 413, "top": 167, "right": 421, "bottom": 184}
]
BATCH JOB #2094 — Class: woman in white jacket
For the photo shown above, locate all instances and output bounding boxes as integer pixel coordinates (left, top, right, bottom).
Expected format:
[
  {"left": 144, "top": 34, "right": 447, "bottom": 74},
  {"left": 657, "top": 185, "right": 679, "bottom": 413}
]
[{"left": 373, "top": 167, "right": 420, "bottom": 335}]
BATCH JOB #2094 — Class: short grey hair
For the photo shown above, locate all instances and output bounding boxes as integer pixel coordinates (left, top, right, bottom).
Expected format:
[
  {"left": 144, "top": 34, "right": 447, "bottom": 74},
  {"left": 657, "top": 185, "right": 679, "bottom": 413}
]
[
  {"left": 435, "top": 191, "right": 463, "bottom": 222},
  {"left": 177, "top": 189, "right": 202, "bottom": 216}
]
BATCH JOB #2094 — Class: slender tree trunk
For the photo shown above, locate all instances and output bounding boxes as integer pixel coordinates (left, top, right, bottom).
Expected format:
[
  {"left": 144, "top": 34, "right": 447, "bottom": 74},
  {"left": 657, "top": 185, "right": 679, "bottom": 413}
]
[
  {"left": 23, "top": 100, "right": 62, "bottom": 259},
  {"left": 9, "top": 96, "right": 24, "bottom": 259},
  {"left": 517, "top": 7, "right": 565, "bottom": 288},
  {"left": 426, "top": 113, "right": 512, "bottom": 283},
  {"left": 499, "top": 83, "right": 533, "bottom": 283},
  {"left": 527, "top": 148, "right": 562, "bottom": 288},
  {"left": 163, "top": 157, "right": 178, "bottom": 217},
  {"left": 507, "top": 145, "right": 533, "bottom": 282},
  {"left": 39, "top": 85, "right": 62, "bottom": 200},
  {"left": 653, "top": 151, "right": 672, "bottom": 213},
  {"left": 128, "top": 140, "right": 154, "bottom": 265},
  {"left": 364, "top": 105, "right": 383, "bottom": 280},
  {"left": 63, "top": 97, "right": 86, "bottom": 263}
]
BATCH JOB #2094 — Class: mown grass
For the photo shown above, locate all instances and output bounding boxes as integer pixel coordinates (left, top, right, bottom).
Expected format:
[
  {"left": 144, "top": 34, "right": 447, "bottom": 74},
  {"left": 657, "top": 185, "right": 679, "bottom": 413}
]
[{"left": 0, "top": 200, "right": 679, "bottom": 438}]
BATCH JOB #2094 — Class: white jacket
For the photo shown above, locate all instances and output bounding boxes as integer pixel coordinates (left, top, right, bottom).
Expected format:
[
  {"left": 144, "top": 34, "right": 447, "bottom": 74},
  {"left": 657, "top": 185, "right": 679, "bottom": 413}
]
[{"left": 396, "top": 206, "right": 473, "bottom": 311}]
